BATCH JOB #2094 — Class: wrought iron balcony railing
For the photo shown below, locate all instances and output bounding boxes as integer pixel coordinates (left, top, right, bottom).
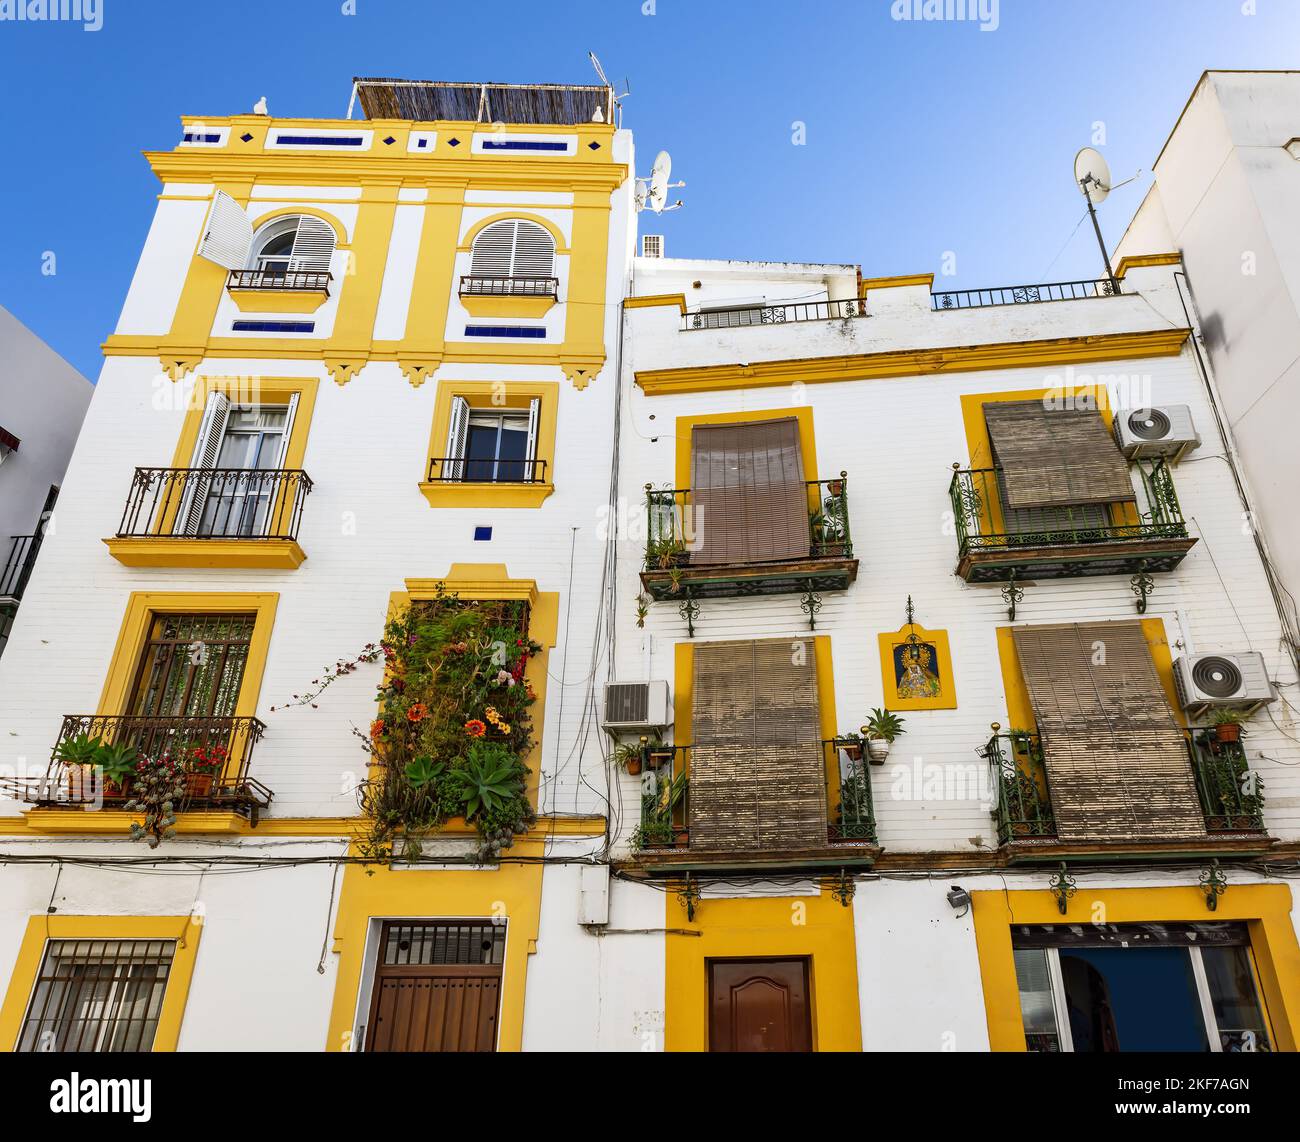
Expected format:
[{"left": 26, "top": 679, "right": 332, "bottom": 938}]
[
  {"left": 932, "top": 278, "right": 1118, "bottom": 310},
  {"left": 644, "top": 475, "right": 853, "bottom": 570},
  {"left": 980, "top": 727, "right": 1265, "bottom": 847},
  {"left": 632, "top": 738, "right": 877, "bottom": 852},
  {"left": 227, "top": 269, "right": 332, "bottom": 292},
  {"left": 116, "top": 467, "right": 312, "bottom": 542},
  {"left": 681, "top": 297, "right": 867, "bottom": 330},
  {"left": 427, "top": 457, "right": 548, "bottom": 484},
  {"left": 949, "top": 461, "right": 1188, "bottom": 556},
  {"left": 28, "top": 714, "right": 272, "bottom": 819},
  {"left": 0, "top": 532, "right": 42, "bottom": 603},
  {"left": 458, "top": 275, "right": 559, "bottom": 298}
]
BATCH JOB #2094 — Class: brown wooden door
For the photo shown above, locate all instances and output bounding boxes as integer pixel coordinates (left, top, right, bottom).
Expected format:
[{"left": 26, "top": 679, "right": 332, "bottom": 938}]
[
  {"left": 365, "top": 922, "right": 504, "bottom": 1053},
  {"left": 709, "top": 958, "right": 812, "bottom": 1052}
]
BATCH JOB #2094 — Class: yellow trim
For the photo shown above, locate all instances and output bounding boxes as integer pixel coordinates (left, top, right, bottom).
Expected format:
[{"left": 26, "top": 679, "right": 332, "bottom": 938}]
[
  {"left": 459, "top": 211, "right": 570, "bottom": 255},
  {"left": 972, "top": 884, "right": 1300, "bottom": 1052},
  {"left": 97, "top": 592, "right": 278, "bottom": 724},
  {"left": 0, "top": 811, "right": 606, "bottom": 838},
  {"left": 624, "top": 293, "right": 687, "bottom": 313},
  {"left": 458, "top": 294, "right": 555, "bottom": 319},
  {"left": 0, "top": 915, "right": 202, "bottom": 1052},
  {"left": 326, "top": 563, "right": 559, "bottom": 1052},
  {"left": 419, "top": 380, "right": 558, "bottom": 508},
  {"left": 170, "top": 375, "right": 318, "bottom": 472},
  {"left": 860, "top": 272, "right": 934, "bottom": 296},
  {"left": 994, "top": 617, "right": 1183, "bottom": 733},
  {"left": 1115, "top": 252, "right": 1182, "bottom": 279},
  {"left": 636, "top": 329, "right": 1191, "bottom": 397},
  {"left": 104, "top": 537, "right": 307, "bottom": 569},
  {"left": 877, "top": 622, "right": 957, "bottom": 711},
  {"left": 227, "top": 288, "right": 330, "bottom": 314}
]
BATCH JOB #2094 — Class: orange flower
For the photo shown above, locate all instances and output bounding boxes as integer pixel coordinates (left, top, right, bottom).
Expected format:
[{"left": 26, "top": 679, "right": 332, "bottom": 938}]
[
  {"left": 464, "top": 719, "right": 487, "bottom": 738},
  {"left": 370, "top": 718, "right": 386, "bottom": 739},
  {"left": 407, "top": 703, "right": 428, "bottom": 724}
]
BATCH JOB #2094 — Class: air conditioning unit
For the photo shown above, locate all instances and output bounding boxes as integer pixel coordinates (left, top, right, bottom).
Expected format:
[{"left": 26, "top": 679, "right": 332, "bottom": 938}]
[
  {"left": 1173, "top": 652, "right": 1276, "bottom": 717},
  {"left": 602, "top": 680, "right": 672, "bottom": 733},
  {"left": 1113, "top": 404, "right": 1201, "bottom": 461},
  {"left": 641, "top": 234, "right": 664, "bottom": 259}
]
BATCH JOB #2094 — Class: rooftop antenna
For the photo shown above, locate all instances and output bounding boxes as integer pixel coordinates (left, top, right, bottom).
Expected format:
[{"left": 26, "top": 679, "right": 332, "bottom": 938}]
[
  {"left": 1074, "top": 147, "right": 1121, "bottom": 296},
  {"left": 636, "top": 149, "right": 686, "bottom": 213},
  {"left": 588, "top": 51, "right": 630, "bottom": 128}
]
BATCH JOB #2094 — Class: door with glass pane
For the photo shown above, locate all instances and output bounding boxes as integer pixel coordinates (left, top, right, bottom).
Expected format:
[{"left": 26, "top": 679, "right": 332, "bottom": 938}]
[
  {"left": 17, "top": 939, "right": 176, "bottom": 1052},
  {"left": 1013, "top": 923, "right": 1272, "bottom": 1052},
  {"left": 198, "top": 405, "right": 288, "bottom": 536}
]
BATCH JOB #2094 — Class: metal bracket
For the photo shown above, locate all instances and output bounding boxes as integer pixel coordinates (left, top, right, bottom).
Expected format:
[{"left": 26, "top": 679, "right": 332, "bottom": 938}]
[
  {"left": 1048, "top": 862, "right": 1076, "bottom": 915},
  {"left": 1002, "top": 570, "right": 1025, "bottom": 622},
  {"left": 1131, "top": 561, "right": 1154, "bottom": 615},
  {"left": 676, "top": 873, "right": 700, "bottom": 922},
  {"left": 800, "top": 580, "right": 823, "bottom": 630},
  {"left": 678, "top": 591, "right": 700, "bottom": 638},
  {"left": 828, "top": 869, "right": 856, "bottom": 907},
  {"left": 1200, "top": 860, "right": 1228, "bottom": 912}
]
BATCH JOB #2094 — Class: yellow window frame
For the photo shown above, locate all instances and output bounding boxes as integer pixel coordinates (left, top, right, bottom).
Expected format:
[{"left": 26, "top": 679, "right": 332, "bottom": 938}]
[
  {"left": 0, "top": 915, "right": 203, "bottom": 1052},
  {"left": 420, "top": 380, "right": 558, "bottom": 508},
  {"left": 877, "top": 621, "right": 957, "bottom": 711}
]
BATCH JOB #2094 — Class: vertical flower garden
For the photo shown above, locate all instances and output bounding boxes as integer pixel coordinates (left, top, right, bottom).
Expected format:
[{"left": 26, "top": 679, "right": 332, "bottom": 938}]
[{"left": 358, "top": 588, "right": 541, "bottom": 861}]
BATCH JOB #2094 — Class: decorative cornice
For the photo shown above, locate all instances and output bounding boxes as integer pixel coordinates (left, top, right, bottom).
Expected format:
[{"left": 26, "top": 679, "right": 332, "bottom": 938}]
[
  {"left": 1115, "top": 252, "right": 1183, "bottom": 278},
  {"left": 624, "top": 293, "right": 687, "bottom": 313},
  {"left": 859, "top": 272, "right": 934, "bottom": 296},
  {"left": 634, "top": 328, "right": 1192, "bottom": 396}
]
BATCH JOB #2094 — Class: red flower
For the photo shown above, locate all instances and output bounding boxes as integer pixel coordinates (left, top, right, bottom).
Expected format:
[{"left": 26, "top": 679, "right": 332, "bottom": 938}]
[
  {"left": 407, "top": 703, "right": 428, "bottom": 724},
  {"left": 464, "top": 719, "right": 487, "bottom": 738},
  {"left": 370, "top": 718, "right": 386, "bottom": 739}
]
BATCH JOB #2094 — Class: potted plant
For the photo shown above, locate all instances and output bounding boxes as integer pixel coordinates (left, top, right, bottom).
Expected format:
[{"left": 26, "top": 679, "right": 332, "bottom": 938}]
[
  {"left": 53, "top": 732, "right": 104, "bottom": 801},
  {"left": 97, "top": 741, "right": 140, "bottom": 801},
  {"left": 613, "top": 742, "right": 643, "bottom": 776},
  {"left": 1209, "top": 707, "right": 1244, "bottom": 745},
  {"left": 126, "top": 754, "right": 187, "bottom": 848},
  {"left": 184, "top": 743, "right": 227, "bottom": 799},
  {"left": 835, "top": 732, "right": 864, "bottom": 762},
  {"left": 863, "top": 708, "right": 906, "bottom": 764}
]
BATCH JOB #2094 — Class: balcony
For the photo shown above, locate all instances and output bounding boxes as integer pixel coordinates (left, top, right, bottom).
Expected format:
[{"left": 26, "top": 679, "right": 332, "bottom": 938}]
[
  {"left": 980, "top": 727, "right": 1270, "bottom": 863},
  {"left": 226, "top": 269, "right": 331, "bottom": 313},
  {"left": 630, "top": 739, "right": 879, "bottom": 875},
  {"left": 949, "top": 460, "right": 1195, "bottom": 607},
  {"left": 104, "top": 467, "right": 312, "bottom": 569},
  {"left": 640, "top": 475, "right": 858, "bottom": 633},
  {"left": 22, "top": 714, "right": 272, "bottom": 823},
  {"left": 681, "top": 297, "right": 866, "bottom": 331},
  {"left": 931, "top": 277, "right": 1117, "bottom": 311},
  {"left": 458, "top": 275, "right": 558, "bottom": 318},
  {"left": 0, "top": 532, "right": 41, "bottom": 607}
]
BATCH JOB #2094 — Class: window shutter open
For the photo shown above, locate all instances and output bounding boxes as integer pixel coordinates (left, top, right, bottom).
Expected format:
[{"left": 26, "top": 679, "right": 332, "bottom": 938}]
[
  {"left": 197, "top": 191, "right": 254, "bottom": 271},
  {"left": 445, "top": 396, "right": 471, "bottom": 481},
  {"left": 690, "top": 418, "right": 809, "bottom": 565},
  {"left": 690, "top": 638, "right": 827, "bottom": 851},
  {"left": 175, "top": 392, "right": 231, "bottom": 535},
  {"left": 272, "top": 393, "right": 300, "bottom": 470},
  {"left": 1011, "top": 621, "right": 1204, "bottom": 841},
  {"left": 984, "top": 401, "right": 1135, "bottom": 510},
  {"left": 525, "top": 397, "right": 541, "bottom": 469},
  {"left": 287, "top": 217, "right": 336, "bottom": 273}
]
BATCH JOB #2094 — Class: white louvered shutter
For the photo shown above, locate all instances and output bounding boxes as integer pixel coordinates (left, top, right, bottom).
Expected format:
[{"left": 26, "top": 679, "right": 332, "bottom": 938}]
[
  {"left": 272, "top": 393, "right": 300, "bottom": 470},
  {"left": 287, "top": 217, "right": 336, "bottom": 273},
  {"left": 511, "top": 222, "right": 554, "bottom": 278},
  {"left": 176, "top": 392, "right": 231, "bottom": 535},
  {"left": 445, "top": 396, "right": 471, "bottom": 480},
  {"left": 526, "top": 397, "right": 541, "bottom": 478},
  {"left": 198, "top": 191, "right": 254, "bottom": 270},
  {"left": 469, "top": 221, "right": 516, "bottom": 277}
]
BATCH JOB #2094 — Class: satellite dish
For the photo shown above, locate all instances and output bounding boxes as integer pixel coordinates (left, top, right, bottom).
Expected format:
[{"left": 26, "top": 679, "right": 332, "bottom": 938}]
[
  {"left": 650, "top": 151, "right": 671, "bottom": 214},
  {"left": 1074, "top": 147, "right": 1111, "bottom": 204}
]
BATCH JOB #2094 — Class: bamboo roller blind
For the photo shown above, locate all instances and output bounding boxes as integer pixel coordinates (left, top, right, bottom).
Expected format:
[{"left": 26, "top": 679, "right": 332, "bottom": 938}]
[{"left": 1012, "top": 622, "right": 1204, "bottom": 841}]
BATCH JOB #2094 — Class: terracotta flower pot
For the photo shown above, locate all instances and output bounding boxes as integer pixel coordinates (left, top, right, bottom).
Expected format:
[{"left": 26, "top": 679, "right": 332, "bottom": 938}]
[
  {"left": 103, "top": 777, "right": 133, "bottom": 802},
  {"left": 185, "top": 772, "right": 215, "bottom": 799},
  {"left": 625, "top": 757, "right": 643, "bottom": 776},
  {"left": 839, "top": 742, "right": 863, "bottom": 762},
  {"left": 647, "top": 750, "right": 674, "bottom": 769},
  {"left": 1214, "top": 723, "right": 1242, "bottom": 744}
]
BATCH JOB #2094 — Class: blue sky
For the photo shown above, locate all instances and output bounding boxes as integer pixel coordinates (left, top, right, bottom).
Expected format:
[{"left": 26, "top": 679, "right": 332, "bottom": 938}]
[{"left": 1, "top": 0, "right": 1297, "bottom": 380}]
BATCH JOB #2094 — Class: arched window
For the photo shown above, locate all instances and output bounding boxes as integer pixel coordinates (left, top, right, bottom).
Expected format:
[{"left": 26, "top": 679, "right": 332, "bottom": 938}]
[
  {"left": 469, "top": 219, "right": 555, "bottom": 280},
  {"left": 248, "top": 215, "right": 336, "bottom": 277}
]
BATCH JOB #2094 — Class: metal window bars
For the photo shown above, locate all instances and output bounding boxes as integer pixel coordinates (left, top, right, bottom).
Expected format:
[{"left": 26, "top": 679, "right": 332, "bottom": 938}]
[
  {"left": 0, "top": 532, "right": 42, "bottom": 602},
  {"left": 427, "top": 457, "right": 548, "bottom": 484},
  {"left": 931, "top": 278, "right": 1119, "bottom": 310},
  {"left": 681, "top": 297, "right": 867, "bottom": 330},
  {"left": 458, "top": 275, "right": 559, "bottom": 298}
]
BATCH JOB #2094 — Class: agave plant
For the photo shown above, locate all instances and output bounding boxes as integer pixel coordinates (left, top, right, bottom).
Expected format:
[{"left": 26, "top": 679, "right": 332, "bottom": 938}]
[{"left": 451, "top": 743, "right": 522, "bottom": 820}]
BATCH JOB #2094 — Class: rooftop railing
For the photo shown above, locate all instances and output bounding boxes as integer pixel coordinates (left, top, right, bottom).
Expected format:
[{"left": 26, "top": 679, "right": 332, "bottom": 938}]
[
  {"left": 681, "top": 297, "right": 866, "bottom": 330},
  {"left": 932, "top": 278, "right": 1118, "bottom": 310}
]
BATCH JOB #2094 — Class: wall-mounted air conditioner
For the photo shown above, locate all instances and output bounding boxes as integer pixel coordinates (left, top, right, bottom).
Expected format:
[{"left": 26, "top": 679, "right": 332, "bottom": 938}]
[
  {"left": 1173, "top": 652, "right": 1276, "bottom": 717},
  {"left": 1113, "top": 405, "right": 1201, "bottom": 461},
  {"left": 602, "top": 680, "right": 672, "bottom": 733}
]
